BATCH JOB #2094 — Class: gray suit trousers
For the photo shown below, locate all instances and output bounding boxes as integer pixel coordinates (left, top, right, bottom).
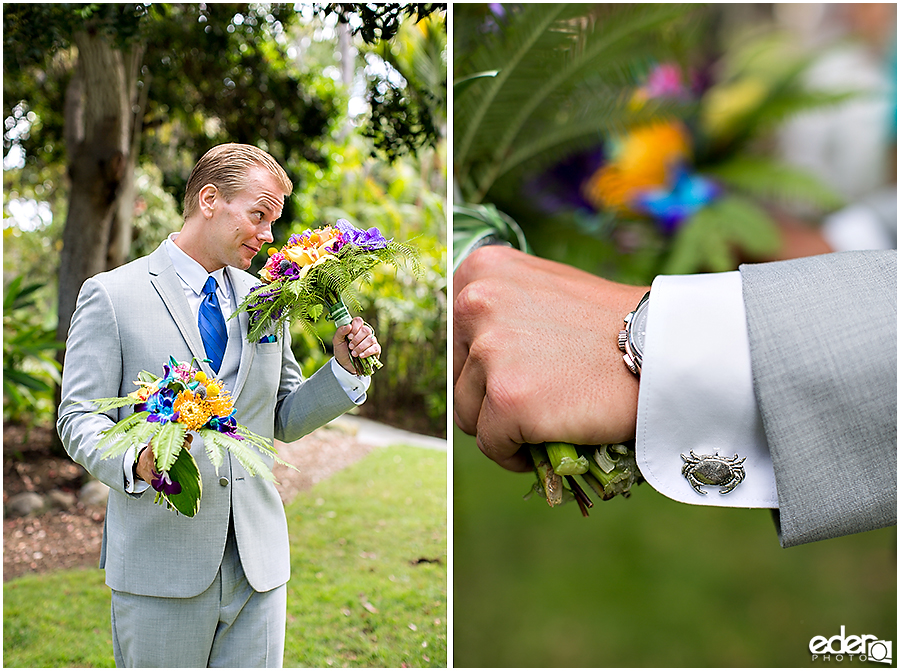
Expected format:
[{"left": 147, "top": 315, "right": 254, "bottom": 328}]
[{"left": 111, "top": 523, "right": 286, "bottom": 668}]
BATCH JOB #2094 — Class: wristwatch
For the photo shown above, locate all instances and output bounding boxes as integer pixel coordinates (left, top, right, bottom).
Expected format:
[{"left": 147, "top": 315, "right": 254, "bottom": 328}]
[{"left": 618, "top": 291, "right": 650, "bottom": 376}]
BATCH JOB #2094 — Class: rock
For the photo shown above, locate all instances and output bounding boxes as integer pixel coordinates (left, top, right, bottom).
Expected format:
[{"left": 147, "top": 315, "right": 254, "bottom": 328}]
[
  {"left": 5, "top": 492, "right": 46, "bottom": 518},
  {"left": 47, "top": 489, "right": 77, "bottom": 510},
  {"left": 80, "top": 480, "right": 110, "bottom": 507}
]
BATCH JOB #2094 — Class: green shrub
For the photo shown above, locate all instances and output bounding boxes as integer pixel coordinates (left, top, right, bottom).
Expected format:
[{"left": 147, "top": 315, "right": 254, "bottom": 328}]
[{"left": 3, "top": 275, "right": 63, "bottom": 425}]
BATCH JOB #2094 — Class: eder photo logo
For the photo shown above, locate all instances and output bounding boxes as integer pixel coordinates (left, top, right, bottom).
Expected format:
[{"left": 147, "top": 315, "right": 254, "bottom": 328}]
[{"left": 810, "top": 626, "right": 893, "bottom": 664}]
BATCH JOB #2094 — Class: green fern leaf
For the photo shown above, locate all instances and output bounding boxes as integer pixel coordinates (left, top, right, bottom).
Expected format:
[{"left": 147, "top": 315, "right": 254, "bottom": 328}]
[
  {"left": 152, "top": 421, "right": 187, "bottom": 474},
  {"left": 96, "top": 411, "right": 156, "bottom": 458},
  {"left": 84, "top": 396, "right": 141, "bottom": 414},
  {"left": 663, "top": 195, "right": 781, "bottom": 275},
  {"left": 201, "top": 430, "right": 275, "bottom": 482}
]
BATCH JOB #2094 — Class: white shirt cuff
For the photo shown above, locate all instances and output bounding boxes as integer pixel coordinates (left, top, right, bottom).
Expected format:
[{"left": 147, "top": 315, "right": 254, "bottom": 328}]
[
  {"left": 124, "top": 445, "right": 151, "bottom": 494},
  {"left": 330, "top": 358, "right": 370, "bottom": 405},
  {"left": 635, "top": 271, "right": 778, "bottom": 508}
]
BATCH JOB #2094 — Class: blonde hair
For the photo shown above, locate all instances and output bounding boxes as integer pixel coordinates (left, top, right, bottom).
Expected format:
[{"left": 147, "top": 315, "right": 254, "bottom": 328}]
[{"left": 183, "top": 143, "right": 293, "bottom": 220}]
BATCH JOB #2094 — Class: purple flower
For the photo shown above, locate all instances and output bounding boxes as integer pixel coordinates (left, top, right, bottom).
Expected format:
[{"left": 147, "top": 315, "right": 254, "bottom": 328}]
[
  {"left": 335, "top": 219, "right": 392, "bottom": 251},
  {"left": 151, "top": 470, "right": 182, "bottom": 495},
  {"left": 208, "top": 414, "right": 242, "bottom": 439},
  {"left": 144, "top": 387, "right": 178, "bottom": 424},
  {"left": 525, "top": 146, "right": 606, "bottom": 213},
  {"left": 280, "top": 260, "right": 302, "bottom": 280}
]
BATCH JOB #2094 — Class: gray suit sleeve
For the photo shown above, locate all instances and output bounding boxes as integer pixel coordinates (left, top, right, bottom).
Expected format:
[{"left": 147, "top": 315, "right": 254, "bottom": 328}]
[
  {"left": 57, "top": 277, "right": 132, "bottom": 494},
  {"left": 740, "top": 250, "right": 897, "bottom": 547},
  {"left": 272, "top": 327, "right": 358, "bottom": 443}
]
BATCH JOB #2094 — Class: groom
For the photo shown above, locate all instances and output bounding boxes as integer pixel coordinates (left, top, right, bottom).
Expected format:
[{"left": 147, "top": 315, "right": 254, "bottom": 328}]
[{"left": 57, "top": 143, "right": 381, "bottom": 667}]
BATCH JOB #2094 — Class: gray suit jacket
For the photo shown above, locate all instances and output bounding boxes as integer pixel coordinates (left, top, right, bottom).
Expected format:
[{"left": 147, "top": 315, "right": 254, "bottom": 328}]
[
  {"left": 741, "top": 250, "right": 897, "bottom": 547},
  {"left": 58, "top": 243, "right": 357, "bottom": 597}
]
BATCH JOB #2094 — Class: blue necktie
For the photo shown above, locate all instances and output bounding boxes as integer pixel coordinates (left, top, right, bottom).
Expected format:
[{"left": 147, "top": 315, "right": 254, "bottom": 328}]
[{"left": 199, "top": 277, "right": 227, "bottom": 374}]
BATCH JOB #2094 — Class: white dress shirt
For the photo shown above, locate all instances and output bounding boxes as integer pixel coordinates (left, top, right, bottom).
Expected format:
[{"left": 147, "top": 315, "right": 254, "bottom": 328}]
[
  {"left": 636, "top": 271, "right": 779, "bottom": 508},
  {"left": 124, "top": 234, "right": 370, "bottom": 492}
]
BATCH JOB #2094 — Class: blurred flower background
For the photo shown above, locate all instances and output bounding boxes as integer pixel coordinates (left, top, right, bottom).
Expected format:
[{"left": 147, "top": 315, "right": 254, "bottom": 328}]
[{"left": 453, "top": 3, "right": 896, "bottom": 667}]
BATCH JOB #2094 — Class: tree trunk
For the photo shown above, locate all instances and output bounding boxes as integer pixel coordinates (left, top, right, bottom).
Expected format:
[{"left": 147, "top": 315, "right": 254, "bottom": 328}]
[
  {"left": 56, "top": 31, "right": 143, "bottom": 353},
  {"left": 52, "top": 31, "right": 145, "bottom": 452}
]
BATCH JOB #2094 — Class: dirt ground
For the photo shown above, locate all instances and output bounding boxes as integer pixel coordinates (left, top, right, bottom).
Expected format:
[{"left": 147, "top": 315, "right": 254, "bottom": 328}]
[{"left": 3, "top": 422, "right": 375, "bottom": 581}]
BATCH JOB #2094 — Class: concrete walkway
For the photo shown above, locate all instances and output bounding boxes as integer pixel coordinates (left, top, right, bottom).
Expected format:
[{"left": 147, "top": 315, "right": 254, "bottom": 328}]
[{"left": 329, "top": 414, "right": 447, "bottom": 451}]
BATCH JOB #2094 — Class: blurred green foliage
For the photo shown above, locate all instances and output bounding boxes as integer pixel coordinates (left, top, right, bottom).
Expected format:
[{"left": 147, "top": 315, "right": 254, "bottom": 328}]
[
  {"left": 279, "top": 14, "right": 447, "bottom": 438},
  {"left": 3, "top": 276, "right": 63, "bottom": 425},
  {"left": 453, "top": 428, "right": 896, "bottom": 667},
  {"left": 453, "top": 4, "right": 853, "bottom": 282}
]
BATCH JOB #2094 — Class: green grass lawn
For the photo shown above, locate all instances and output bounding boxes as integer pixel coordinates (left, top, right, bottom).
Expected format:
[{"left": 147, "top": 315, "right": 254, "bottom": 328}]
[
  {"left": 3, "top": 444, "right": 447, "bottom": 668},
  {"left": 283, "top": 445, "right": 446, "bottom": 667},
  {"left": 453, "top": 427, "right": 897, "bottom": 668}
]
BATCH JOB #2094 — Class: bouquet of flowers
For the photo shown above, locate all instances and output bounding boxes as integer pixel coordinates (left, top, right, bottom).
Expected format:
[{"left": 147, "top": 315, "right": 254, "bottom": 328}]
[
  {"left": 85, "top": 357, "right": 291, "bottom": 517},
  {"left": 235, "top": 218, "right": 418, "bottom": 376}
]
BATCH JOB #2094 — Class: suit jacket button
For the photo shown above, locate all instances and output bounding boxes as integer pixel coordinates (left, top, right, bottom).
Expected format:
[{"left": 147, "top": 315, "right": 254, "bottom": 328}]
[{"left": 219, "top": 477, "right": 229, "bottom": 487}]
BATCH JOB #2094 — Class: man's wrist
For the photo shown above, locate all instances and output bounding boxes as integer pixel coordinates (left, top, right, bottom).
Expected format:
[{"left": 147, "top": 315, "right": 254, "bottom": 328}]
[{"left": 133, "top": 446, "right": 147, "bottom": 483}]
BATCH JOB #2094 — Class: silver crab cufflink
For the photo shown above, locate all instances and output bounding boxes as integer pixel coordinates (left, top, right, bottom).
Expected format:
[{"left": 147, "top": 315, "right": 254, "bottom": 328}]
[{"left": 681, "top": 451, "right": 746, "bottom": 495}]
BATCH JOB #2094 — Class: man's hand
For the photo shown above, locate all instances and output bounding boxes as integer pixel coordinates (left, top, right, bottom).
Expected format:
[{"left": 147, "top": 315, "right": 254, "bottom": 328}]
[
  {"left": 454, "top": 246, "right": 647, "bottom": 472},
  {"left": 334, "top": 316, "right": 381, "bottom": 375},
  {"left": 134, "top": 434, "right": 193, "bottom": 484}
]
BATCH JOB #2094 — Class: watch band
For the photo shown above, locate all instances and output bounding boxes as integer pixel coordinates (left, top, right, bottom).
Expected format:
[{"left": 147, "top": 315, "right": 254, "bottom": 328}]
[{"left": 618, "top": 291, "right": 650, "bottom": 377}]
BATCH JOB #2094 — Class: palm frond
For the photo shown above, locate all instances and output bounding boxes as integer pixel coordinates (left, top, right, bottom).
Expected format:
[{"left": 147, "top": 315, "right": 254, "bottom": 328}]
[
  {"left": 704, "top": 157, "right": 845, "bottom": 212},
  {"left": 455, "top": 3, "right": 699, "bottom": 202},
  {"left": 456, "top": 4, "right": 576, "bottom": 169}
]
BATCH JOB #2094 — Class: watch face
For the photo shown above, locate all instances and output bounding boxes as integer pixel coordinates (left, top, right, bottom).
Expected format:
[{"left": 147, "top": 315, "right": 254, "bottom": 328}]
[{"left": 630, "top": 300, "right": 649, "bottom": 357}]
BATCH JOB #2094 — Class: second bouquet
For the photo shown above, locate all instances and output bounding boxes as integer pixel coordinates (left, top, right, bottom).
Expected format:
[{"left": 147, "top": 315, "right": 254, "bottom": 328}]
[{"left": 235, "top": 218, "right": 417, "bottom": 376}]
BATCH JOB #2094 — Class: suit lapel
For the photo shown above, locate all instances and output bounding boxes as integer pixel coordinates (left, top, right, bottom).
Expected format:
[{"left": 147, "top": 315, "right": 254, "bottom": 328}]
[
  {"left": 147, "top": 243, "right": 211, "bottom": 375},
  {"left": 226, "top": 266, "right": 256, "bottom": 401}
]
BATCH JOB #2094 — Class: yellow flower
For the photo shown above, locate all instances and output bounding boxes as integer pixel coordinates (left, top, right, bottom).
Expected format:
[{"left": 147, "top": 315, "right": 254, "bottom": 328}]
[
  {"left": 283, "top": 244, "right": 319, "bottom": 267},
  {"left": 173, "top": 390, "right": 212, "bottom": 431},
  {"left": 583, "top": 121, "right": 691, "bottom": 213},
  {"left": 259, "top": 265, "right": 276, "bottom": 283},
  {"left": 702, "top": 78, "right": 767, "bottom": 140},
  {"left": 194, "top": 371, "right": 207, "bottom": 383},
  {"left": 205, "top": 382, "right": 221, "bottom": 397},
  {"left": 207, "top": 391, "right": 234, "bottom": 418},
  {"left": 129, "top": 387, "right": 150, "bottom": 402}
]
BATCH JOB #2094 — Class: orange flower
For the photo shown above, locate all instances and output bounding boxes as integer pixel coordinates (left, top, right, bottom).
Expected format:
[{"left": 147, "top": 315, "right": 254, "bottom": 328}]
[
  {"left": 173, "top": 390, "right": 212, "bottom": 431},
  {"left": 207, "top": 390, "right": 234, "bottom": 418},
  {"left": 583, "top": 121, "right": 691, "bottom": 214}
]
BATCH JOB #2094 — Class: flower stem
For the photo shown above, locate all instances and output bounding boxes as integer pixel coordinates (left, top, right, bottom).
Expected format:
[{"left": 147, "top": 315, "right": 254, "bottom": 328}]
[
  {"left": 545, "top": 441, "right": 589, "bottom": 475},
  {"left": 326, "top": 297, "right": 383, "bottom": 376},
  {"left": 565, "top": 475, "right": 593, "bottom": 516},
  {"left": 529, "top": 444, "right": 564, "bottom": 506}
]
